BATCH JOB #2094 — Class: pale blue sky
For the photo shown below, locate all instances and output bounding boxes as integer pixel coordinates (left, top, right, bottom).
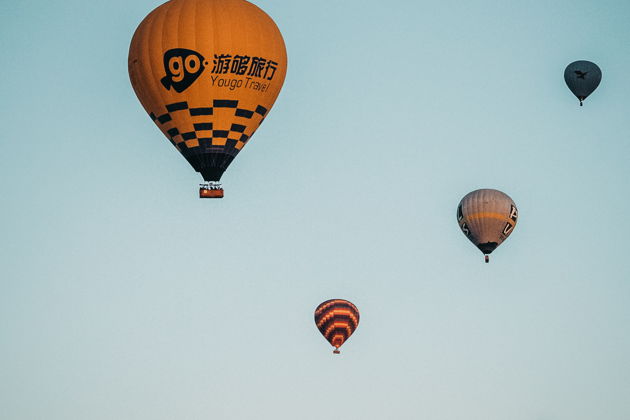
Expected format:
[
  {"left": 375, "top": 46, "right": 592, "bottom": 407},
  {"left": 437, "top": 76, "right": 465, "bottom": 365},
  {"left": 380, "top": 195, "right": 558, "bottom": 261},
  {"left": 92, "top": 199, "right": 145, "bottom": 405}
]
[{"left": 1, "top": 0, "right": 630, "bottom": 419}]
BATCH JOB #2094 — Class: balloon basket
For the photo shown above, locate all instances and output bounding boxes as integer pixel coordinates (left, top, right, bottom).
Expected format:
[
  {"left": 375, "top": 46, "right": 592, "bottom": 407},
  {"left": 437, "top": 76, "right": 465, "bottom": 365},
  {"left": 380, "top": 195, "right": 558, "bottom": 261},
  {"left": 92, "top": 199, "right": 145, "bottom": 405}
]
[
  {"left": 200, "top": 182, "right": 224, "bottom": 199},
  {"left": 333, "top": 349, "right": 340, "bottom": 354},
  {"left": 485, "top": 255, "right": 489, "bottom": 263}
]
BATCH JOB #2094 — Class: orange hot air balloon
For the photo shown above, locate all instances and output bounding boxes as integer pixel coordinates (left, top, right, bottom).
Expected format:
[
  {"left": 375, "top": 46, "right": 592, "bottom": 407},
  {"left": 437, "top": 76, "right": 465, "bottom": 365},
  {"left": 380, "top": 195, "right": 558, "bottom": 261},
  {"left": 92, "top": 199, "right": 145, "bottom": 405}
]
[
  {"left": 128, "top": 0, "right": 287, "bottom": 198},
  {"left": 314, "top": 299, "right": 360, "bottom": 354}
]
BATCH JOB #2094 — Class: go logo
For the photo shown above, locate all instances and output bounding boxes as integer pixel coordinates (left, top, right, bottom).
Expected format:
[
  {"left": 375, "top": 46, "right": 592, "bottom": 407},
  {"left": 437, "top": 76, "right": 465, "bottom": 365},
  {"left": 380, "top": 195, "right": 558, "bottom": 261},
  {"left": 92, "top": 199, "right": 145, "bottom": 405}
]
[{"left": 160, "top": 48, "right": 207, "bottom": 93}]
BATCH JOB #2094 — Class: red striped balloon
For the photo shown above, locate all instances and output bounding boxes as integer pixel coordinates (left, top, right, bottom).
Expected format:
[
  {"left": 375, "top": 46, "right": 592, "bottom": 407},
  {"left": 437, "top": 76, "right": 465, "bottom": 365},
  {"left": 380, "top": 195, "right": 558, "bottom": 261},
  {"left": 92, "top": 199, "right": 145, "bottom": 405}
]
[{"left": 314, "top": 299, "right": 360, "bottom": 354}]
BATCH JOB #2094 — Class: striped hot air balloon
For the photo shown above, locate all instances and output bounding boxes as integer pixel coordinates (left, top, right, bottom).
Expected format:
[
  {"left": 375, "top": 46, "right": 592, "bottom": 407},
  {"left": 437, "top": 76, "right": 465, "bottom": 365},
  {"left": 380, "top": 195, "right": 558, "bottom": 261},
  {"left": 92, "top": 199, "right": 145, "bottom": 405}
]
[
  {"left": 457, "top": 189, "right": 518, "bottom": 263},
  {"left": 314, "top": 299, "right": 360, "bottom": 354}
]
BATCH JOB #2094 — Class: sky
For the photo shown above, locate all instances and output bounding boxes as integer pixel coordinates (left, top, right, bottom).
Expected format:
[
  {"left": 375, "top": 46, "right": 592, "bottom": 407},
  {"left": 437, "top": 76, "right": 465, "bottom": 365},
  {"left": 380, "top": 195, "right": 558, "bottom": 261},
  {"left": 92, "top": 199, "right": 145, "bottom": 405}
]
[{"left": 1, "top": 0, "right": 630, "bottom": 419}]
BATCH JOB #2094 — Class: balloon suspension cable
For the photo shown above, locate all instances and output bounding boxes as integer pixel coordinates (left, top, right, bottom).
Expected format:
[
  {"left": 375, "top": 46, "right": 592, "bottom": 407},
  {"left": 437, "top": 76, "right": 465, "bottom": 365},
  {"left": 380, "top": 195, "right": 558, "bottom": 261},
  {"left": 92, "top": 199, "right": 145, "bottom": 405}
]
[
  {"left": 485, "top": 255, "right": 489, "bottom": 263},
  {"left": 201, "top": 181, "right": 222, "bottom": 189},
  {"left": 333, "top": 348, "right": 340, "bottom": 355},
  {"left": 199, "top": 181, "right": 224, "bottom": 198}
]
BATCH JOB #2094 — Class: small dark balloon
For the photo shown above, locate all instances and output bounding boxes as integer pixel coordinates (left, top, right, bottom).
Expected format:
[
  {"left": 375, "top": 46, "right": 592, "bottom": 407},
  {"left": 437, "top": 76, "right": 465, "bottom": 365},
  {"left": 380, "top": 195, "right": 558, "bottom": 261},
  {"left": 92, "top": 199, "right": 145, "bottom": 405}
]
[{"left": 564, "top": 61, "right": 602, "bottom": 105}]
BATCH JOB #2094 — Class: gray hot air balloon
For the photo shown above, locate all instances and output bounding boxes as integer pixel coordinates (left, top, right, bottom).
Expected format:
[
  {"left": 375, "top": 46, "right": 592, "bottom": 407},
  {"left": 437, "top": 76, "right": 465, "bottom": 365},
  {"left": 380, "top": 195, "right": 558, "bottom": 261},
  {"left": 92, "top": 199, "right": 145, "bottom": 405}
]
[
  {"left": 564, "top": 60, "right": 602, "bottom": 106},
  {"left": 457, "top": 189, "right": 518, "bottom": 263}
]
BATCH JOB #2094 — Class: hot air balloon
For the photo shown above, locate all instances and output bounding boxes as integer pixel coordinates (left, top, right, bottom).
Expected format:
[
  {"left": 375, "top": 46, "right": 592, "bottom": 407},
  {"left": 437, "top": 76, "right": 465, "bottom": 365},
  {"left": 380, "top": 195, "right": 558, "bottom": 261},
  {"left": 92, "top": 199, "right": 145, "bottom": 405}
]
[
  {"left": 564, "top": 60, "right": 601, "bottom": 106},
  {"left": 457, "top": 189, "right": 518, "bottom": 263},
  {"left": 128, "top": 0, "right": 287, "bottom": 198},
  {"left": 314, "top": 299, "right": 360, "bottom": 354}
]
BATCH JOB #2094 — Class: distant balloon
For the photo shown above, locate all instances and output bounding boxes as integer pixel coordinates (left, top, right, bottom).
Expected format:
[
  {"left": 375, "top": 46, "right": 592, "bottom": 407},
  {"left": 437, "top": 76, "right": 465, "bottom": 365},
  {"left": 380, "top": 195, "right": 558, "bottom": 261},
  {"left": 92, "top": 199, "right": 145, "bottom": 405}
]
[
  {"left": 457, "top": 189, "right": 518, "bottom": 263},
  {"left": 314, "top": 299, "right": 360, "bottom": 354},
  {"left": 564, "top": 61, "right": 601, "bottom": 106},
  {"left": 128, "top": 0, "right": 287, "bottom": 198}
]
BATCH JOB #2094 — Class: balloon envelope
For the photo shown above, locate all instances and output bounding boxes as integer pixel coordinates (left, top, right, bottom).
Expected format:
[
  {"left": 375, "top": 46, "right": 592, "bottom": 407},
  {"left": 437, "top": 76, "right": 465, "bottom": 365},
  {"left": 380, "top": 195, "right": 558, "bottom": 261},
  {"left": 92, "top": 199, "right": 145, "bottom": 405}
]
[
  {"left": 564, "top": 60, "right": 601, "bottom": 105},
  {"left": 128, "top": 0, "right": 287, "bottom": 185},
  {"left": 314, "top": 299, "right": 360, "bottom": 354},
  {"left": 457, "top": 189, "right": 518, "bottom": 262}
]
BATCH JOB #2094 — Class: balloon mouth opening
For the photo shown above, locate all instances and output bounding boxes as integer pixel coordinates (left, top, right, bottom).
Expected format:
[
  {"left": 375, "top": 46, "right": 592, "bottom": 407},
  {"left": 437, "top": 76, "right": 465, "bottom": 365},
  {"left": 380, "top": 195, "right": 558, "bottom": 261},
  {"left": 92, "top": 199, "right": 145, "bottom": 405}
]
[
  {"left": 477, "top": 242, "right": 498, "bottom": 255},
  {"left": 200, "top": 182, "right": 223, "bottom": 198},
  {"left": 199, "top": 166, "right": 226, "bottom": 182}
]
